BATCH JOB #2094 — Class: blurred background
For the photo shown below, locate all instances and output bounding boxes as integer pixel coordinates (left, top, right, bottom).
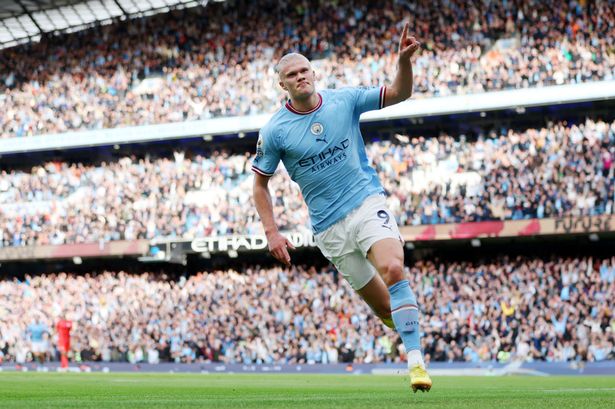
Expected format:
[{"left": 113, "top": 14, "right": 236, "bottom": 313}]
[{"left": 0, "top": 0, "right": 613, "bottom": 372}]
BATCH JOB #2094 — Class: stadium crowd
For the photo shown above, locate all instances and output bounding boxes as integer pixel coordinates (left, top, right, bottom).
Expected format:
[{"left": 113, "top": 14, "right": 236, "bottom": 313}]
[
  {"left": 1, "top": 118, "right": 613, "bottom": 247},
  {"left": 0, "top": 255, "right": 613, "bottom": 365},
  {"left": 1, "top": 0, "right": 614, "bottom": 138}
]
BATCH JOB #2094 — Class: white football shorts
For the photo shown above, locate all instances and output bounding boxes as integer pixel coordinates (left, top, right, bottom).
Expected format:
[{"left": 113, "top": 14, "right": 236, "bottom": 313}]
[
  {"left": 30, "top": 340, "right": 48, "bottom": 354},
  {"left": 314, "top": 194, "right": 403, "bottom": 290}
]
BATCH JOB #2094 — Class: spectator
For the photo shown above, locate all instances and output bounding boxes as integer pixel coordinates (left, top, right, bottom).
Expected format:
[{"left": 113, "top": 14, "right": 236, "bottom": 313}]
[
  {"left": 1, "top": 118, "right": 613, "bottom": 248},
  {"left": 1, "top": 0, "right": 613, "bottom": 138},
  {"left": 0, "top": 255, "right": 613, "bottom": 364}
]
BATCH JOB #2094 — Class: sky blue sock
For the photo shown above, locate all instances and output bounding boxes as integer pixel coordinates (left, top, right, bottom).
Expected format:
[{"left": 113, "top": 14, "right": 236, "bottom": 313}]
[{"left": 389, "top": 279, "right": 421, "bottom": 352}]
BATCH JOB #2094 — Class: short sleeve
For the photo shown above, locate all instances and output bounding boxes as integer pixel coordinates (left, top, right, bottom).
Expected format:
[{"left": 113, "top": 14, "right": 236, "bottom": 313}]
[
  {"left": 353, "top": 86, "right": 386, "bottom": 116},
  {"left": 251, "top": 127, "right": 281, "bottom": 177}
]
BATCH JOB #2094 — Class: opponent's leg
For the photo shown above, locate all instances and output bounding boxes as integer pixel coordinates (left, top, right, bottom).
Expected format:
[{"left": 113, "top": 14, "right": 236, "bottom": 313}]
[{"left": 367, "top": 238, "right": 431, "bottom": 392}]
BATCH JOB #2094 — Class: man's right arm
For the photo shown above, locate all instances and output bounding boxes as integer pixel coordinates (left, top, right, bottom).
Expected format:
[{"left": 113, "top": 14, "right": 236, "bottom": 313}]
[{"left": 253, "top": 173, "right": 295, "bottom": 266}]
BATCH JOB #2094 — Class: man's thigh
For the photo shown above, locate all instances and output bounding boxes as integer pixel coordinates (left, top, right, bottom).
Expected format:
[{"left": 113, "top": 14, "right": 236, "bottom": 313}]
[
  {"left": 331, "top": 251, "right": 378, "bottom": 291},
  {"left": 367, "top": 237, "right": 405, "bottom": 278},
  {"left": 315, "top": 221, "right": 375, "bottom": 291},
  {"left": 351, "top": 195, "right": 403, "bottom": 258}
]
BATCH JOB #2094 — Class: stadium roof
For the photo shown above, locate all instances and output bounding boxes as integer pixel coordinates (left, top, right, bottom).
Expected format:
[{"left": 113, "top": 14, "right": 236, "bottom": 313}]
[{"left": 0, "top": 0, "right": 217, "bottom": 50}]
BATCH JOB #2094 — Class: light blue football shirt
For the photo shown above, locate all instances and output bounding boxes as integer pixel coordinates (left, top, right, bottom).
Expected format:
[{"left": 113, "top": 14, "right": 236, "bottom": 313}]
[
  {"left": 252, "top": 86, "right": 387, "bottom": 233},
  {"left": 28, "top": 323, "right": 47, "bottom": 341}
]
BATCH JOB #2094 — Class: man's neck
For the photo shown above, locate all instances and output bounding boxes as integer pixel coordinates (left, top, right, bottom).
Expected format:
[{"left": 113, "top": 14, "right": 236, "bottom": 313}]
[{"left": 290, "top": 92, "right": 320, "bottom": 112}]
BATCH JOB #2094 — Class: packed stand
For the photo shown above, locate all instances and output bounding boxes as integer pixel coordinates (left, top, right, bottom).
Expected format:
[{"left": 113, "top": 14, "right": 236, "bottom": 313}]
[
  {"left": 1, "top": 118, "right": 613, "bottom": 248},
  {"left": 375, "top": 118, "right": 615, "bottom": 225},
  {"left": 0, "top": 255, "right": 613, "bottom": 365},
  {"left": 1, "top": 0, "right": 614, "bottom": 138}
]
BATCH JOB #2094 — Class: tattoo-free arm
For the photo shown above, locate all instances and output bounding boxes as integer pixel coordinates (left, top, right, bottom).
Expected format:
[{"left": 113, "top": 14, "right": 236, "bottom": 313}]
[
  {"left": 253, "top": 173, "right": 295, "bottom": 265},
  {"left": 384, "top": 22, "right": 420, "bottom": 107}
]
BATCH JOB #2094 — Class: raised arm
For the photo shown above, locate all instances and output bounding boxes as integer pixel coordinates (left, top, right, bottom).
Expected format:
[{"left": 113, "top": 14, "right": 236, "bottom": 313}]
[
  {"left": 384, "top": 22, "right": 421, "bottom": 107},
  {"left": 253, "top": 172, "right": 295, "bottom": 266}
]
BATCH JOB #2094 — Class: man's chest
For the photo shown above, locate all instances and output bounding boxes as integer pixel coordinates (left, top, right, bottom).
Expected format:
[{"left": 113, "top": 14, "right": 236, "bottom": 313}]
[
  {"left": 283, "top": 122, "right": 356, "bottom": 177},
  {"left": 283, "top": 102, "right": 354, "bottom": 160}
]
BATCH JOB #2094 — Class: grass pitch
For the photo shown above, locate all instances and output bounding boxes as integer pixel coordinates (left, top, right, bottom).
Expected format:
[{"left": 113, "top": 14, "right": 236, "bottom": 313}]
[{"left": 0, "top": 373, "right": 613, "bottom": 408}]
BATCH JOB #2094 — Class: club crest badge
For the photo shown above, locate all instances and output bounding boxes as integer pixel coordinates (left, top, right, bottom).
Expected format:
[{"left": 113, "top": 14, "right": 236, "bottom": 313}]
[{"left": 310, "top": 123, "right": 324, "bottom": 136}]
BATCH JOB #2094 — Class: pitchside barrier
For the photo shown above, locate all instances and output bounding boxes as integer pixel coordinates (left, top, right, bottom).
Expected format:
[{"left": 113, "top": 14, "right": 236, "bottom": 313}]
[{"left": 1, "top": 361, "right": 614, "bottom": 376}]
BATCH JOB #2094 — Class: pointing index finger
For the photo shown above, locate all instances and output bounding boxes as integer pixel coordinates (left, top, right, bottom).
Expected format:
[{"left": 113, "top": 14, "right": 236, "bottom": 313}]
[{"left": 401, "top": 22, "right": 409, "bottom": 43}]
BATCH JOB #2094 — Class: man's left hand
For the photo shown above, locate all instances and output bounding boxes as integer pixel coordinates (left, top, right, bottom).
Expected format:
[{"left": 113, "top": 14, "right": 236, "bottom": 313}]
[{"left": 398, "top": 22, "right": 421, "bottom": 64}]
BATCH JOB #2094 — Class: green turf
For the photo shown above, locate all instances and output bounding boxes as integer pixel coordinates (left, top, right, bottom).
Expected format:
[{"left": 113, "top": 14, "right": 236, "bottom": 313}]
[{"left": 0, "top": 373, "right": 613, "bottom": 409}]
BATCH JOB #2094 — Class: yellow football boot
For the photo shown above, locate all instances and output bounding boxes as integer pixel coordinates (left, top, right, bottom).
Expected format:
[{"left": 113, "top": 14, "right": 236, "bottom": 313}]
[
  {"left": 410, "top": 365, "right": 432, "bottom": 393},
  {"left": 381, "top": 317, "right": 395, "bottom": 329}
]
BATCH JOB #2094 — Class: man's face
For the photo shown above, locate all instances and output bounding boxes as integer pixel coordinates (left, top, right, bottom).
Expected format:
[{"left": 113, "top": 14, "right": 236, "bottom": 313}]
[{"left": 278, "top": 57, "right": 316, "bottom": 100}]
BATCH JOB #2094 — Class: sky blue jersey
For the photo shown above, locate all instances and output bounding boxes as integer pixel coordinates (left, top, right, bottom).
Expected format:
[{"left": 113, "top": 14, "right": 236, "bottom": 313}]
[
  {"left": 252, "top": 86, "right": 387, "bottom": 234},
  {"left": 27, "top": 323, "right": 47, "bottom": 342}
]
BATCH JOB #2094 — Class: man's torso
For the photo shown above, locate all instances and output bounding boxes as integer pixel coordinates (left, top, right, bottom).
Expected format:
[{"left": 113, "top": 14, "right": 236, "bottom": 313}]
[{"left": 254, "top": 87, "right": 386, "bottom": 233}]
